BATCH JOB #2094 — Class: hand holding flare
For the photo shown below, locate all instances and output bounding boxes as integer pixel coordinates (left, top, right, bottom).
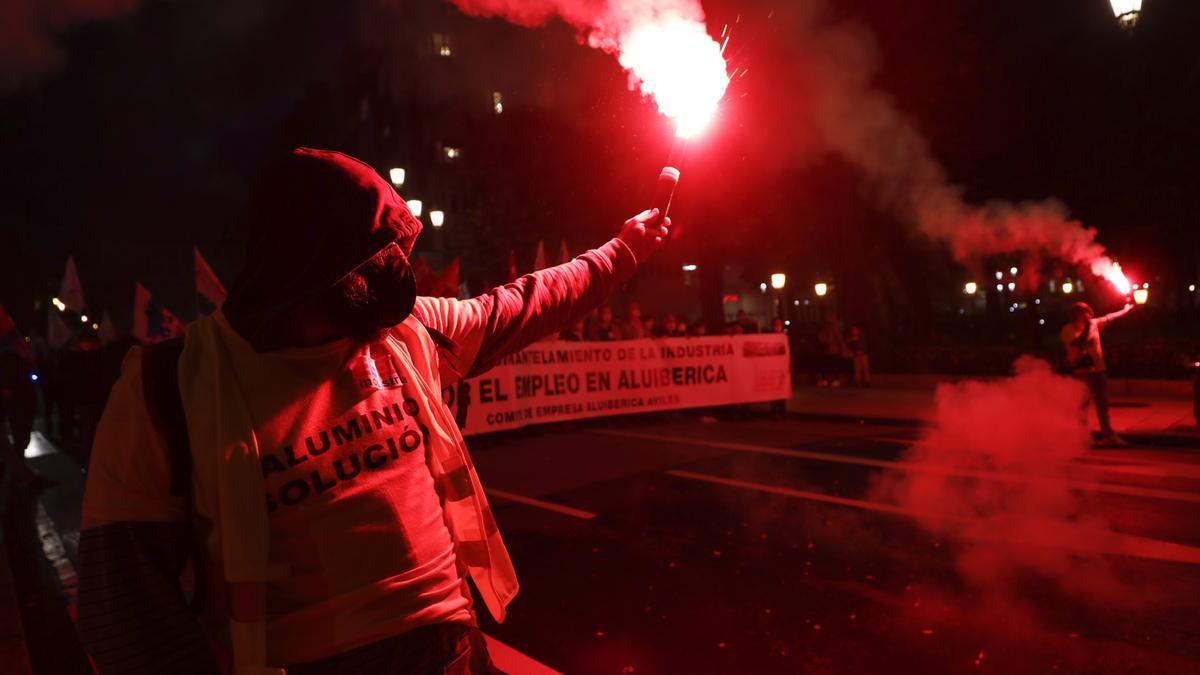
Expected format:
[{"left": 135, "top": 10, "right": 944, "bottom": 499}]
[{"left": 619, "top": 17, "right": 730, "bottom": 228}]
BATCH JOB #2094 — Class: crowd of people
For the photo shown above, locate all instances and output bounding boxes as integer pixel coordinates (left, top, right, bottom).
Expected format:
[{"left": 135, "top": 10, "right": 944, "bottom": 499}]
[
  {"left": 557, "top": 302, "right": 787, "bottom": 342},
  {"left": 802, "top": 312, "right": 871, "bottom": 388},
  {"left": 561, "top": 301, "right": 873, "bottom": 389},
  {"left": 0, "top": 327, "right": 138, "bottom": 489}
]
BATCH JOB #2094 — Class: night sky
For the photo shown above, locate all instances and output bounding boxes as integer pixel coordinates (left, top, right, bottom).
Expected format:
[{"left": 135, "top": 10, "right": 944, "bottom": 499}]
[{"left": 2, "top": 0, "right": 1197, "bottom": 332}]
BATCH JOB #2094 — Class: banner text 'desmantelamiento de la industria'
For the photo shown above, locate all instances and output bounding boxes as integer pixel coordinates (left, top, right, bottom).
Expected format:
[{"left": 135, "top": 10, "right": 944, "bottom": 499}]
[{"left": 458, "top": 334, "right": 791, "bottom": 436}]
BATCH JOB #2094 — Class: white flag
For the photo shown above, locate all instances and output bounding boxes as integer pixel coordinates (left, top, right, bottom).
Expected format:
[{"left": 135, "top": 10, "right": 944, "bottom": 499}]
[
  {"left": 48, "top": 309, "right": 72, "bottom": 349},
  {"left": 133, "top": 283, "right": 185, "bottom": 344},
  {"left": 98, "top": 310, "right": 121, "bottom": 345},
  {"left": 59, "top": 256, "right": 85, "bottom": 312},
  {"left": 194, "top": 246, "right": 228, "bottom": 313},
  {"left": 533, "top": 241, "right": 546, "bottom": 271}
]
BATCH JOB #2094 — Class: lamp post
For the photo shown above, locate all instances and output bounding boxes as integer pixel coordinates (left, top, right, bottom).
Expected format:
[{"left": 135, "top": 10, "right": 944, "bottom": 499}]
[
  {"left": 1109, "top": 0, "right": 1142, "bottom": 29},
  {"left": 770, "top": 273, "right": 787, "bottom": 324},
  {"left": 1133, "top": 284, "right": 1149, "bottom": 305}
]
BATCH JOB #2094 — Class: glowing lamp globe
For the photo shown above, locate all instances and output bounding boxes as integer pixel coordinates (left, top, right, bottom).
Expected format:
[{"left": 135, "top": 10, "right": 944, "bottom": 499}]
[
  {"left": 388, "top": 168, "right": 406, "bottom": 187},
  {"left": 814, "top": 282, "right": 829, "bottom": 297},
  {"left": 964, "top": 282, "right": 978, "bottom": 295},
  {"left": 406, "top": 199, "right": 423, "bottom": 218},
  {"left": 1109, "top": 0, "right": 1142, "bottom": 28},
  {"left": 1062, "top": 282, "right": 1074, "bottom": 295},
  {"left": 429, "top": 210, "right": 445, "bottom": 228},
  {"left": 1133, "top": 288, "right": 1149, "bottom": 305},
  {"left": 770, "top": 273, "right": 786, "bottom": 290}
]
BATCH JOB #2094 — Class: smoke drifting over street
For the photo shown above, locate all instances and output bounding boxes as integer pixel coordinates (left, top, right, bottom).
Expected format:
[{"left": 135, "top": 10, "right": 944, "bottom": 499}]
[{"left": 871, "top": 358, "right": 1150, "bottom": 611}]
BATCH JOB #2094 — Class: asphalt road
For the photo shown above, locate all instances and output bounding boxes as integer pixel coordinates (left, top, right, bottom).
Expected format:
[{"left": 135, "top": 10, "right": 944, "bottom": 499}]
[{"left": 11, "top": 411, "right": 1200, "bottom": 674}]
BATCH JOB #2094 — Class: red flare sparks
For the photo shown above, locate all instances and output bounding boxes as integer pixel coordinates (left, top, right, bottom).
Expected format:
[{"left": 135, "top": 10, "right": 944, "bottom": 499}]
[{"left": 618, "top": 17, "right": 730, "bottom": 138}]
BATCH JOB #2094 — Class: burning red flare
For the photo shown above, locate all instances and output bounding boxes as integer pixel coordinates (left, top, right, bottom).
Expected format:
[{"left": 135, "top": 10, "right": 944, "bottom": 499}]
[
  {"left": 617, "top": 17, "right": 730, "bottom": 138},
  {"left": 1091, "top": 258, "right": 1133, "bottom": 296}
]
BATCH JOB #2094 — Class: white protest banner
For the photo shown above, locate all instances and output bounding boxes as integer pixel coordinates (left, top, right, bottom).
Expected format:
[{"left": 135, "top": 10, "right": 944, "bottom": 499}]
[{"left": 456, "top": 334, "right": 790, "bottom": 435}]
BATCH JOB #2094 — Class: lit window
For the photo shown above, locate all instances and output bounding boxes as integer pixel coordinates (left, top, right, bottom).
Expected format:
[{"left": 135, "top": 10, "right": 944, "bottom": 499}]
[
  {"left": 433, "top": 33, "right": 453, "bottom": 57},
  {"left": 492, "top": 92, "right": 504, "bottom": 115}
]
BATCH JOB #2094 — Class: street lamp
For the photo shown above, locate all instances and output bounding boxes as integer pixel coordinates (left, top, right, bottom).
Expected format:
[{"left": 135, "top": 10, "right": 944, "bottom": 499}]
[
  {"left": 964, "top": 281, "right": 978, "bottom": 295},
  {"left": 388, "top": 167, "right": 406, "bottom": 187},
  {"left": 1062, "top": 281, "right": 1074, "bottom": 294},
  {"left": 770, "top": 273, "right": 786, "bottom": 290},
  {"left": 429, "top": 210, "right": 445, "bottom": 228},
  {"left": 1109, "top": 0, "right": 1142, "bottom": 29},
  {"left": 814, "top": 282, "right": 828, "bottom": 297},
  {"left": 406, "top": 199, "right": 423, "bottom": 218}
]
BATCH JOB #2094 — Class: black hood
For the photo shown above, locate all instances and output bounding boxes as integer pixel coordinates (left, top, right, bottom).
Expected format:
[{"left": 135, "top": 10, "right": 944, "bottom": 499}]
[{"left": 223, "top": 148, "right": 422, "bottom": 350}]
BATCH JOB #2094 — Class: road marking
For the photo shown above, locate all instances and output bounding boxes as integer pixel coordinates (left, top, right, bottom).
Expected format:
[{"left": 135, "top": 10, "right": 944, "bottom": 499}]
[
  {"left": 665, "top": 469, "right": 1200, "bottom": 566},
  {"left": 485, "top": 488, "right": 597, "bottom": 520},
  {"left": 595, "top": 430, "right": 1200, "bottom": 504},
  {"left": 869, "top": 434, "right": 1200, "bottom": 480},
  {"left": 483, "top": 634, "right": 563, "bottom": 675}
]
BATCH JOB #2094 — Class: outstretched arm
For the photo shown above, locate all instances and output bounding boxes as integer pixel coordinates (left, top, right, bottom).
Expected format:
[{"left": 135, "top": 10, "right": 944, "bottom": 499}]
[
  {"left": 1097, "top": 302, "right": 1134, "bottom": 328},
  {"left": 414, "top": 210, "right": 670, "bottom": 377}
]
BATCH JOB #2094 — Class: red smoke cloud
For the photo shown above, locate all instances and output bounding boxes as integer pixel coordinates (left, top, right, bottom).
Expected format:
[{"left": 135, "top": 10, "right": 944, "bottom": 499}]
[
  {"left": 1, "top": 0, "right": 142, "bottom": 84},
  {"left": 787, "top": 1, "right": 1128, "bottom": 287},
  {"left": 871, "top": 357, "right": 1147, "bottom": 609},
  {"left": 444, "top": 0, "right": 705, "bottom": 48},
  {"left": 444, "top": 0, "right": 727, "bottom": 137}
]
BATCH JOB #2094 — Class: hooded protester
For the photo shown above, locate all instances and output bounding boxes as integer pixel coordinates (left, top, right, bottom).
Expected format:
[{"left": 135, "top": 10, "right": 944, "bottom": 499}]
[
  {"left": 76, "top": 148, "right": 670, "bottom": 674},
  {"left": 1061, "top": 300, "right": 1134, "bottom": 446}
]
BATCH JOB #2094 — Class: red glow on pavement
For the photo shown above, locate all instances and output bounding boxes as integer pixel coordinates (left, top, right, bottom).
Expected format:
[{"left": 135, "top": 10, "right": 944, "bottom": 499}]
[{"left": 617, "top": 17, "right": 729, "bottom": 138}]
